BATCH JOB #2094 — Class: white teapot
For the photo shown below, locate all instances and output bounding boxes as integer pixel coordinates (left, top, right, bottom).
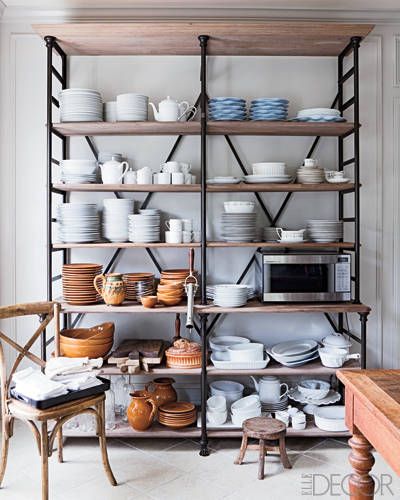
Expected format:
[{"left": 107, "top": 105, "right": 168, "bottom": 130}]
[
  {"left": 149, "top": 96, "right": 190, "bottom": 122},
  {"left": 250, "top": 376, "right": 289, "bottom": 404},
  {"left": 100, "top": 157, "right": 128, "bottom": 184}
]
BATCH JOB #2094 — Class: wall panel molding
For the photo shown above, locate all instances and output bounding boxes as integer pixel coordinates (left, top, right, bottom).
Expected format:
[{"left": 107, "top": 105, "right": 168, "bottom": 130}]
[
  {"left": 394, "top": 36, "right": 400, "bottom": 87},
  {"left": 392, "top": 96, "right": 400, "bottom": 367}
]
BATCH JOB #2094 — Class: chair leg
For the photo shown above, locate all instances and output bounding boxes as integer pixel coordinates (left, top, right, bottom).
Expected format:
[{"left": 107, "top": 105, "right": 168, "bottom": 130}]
[
  {"left": 41, "top": 421, "right": 49, "bottom": 500},
  {"left": 96, "top": 401, "right": 117, "bottom": 486},
  {"left": 258, "top": 439, "right": 265, "bottom": 480},
  {"left": 0, "top": 417, "right": 12, "bottom": 487},
  {"left": 57, "top": 421, "right": 63, "bottom": 463},
  {"left": 279, "top": 434, "right": 292, "bottom": 469},
  {"left": 234, "top": 432, "right": 248, "bottom": 465}
]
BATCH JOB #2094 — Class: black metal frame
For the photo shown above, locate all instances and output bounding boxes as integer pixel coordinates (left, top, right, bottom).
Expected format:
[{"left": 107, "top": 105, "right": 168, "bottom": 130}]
[{"left": 44, "top": 32, "right": 369, "bottom": 457}]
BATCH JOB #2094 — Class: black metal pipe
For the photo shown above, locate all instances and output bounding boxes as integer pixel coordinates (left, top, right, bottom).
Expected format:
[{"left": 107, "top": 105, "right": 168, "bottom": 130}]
[
  {"left": 342, "top": 128, "right": 355, "bottom": 139},
  {"left": 52, "top": 66, "right": 64, "bottom": 85},
  {"left": 104, "top": 248, "right": 122, "bottom": 274},
  {"left": 338, "top": 312, "right": 344, "bottom": 334},
  {"left": 343, "top": 157, "right": 355, "bottom": 167},
  {"left": 342, "top": 217, "right": 355, "bottom": 222},
  {"left": 339, "top": 39, "right": 355, "bottom": 59},
  {"left": 53, "top": 40, "right": 66, "bottom": 59},
  {"left": 342, "top": 327, "right": 362, "bottom": 345},
  {"left": 352, "top": 36, "right": 361, "bottom": 303},
  {"left": 51, "top": 158, "right": 60, "bottom": 165},
  {"left": 199, "top": 313, "right": 209, "bottom": 457},
  {"left": 52, "top": 96, "right": 60, "bottom": 108},
  {"left": 145, "top": 248, "right": 162, "bottom": 274},
  {"left": 51, "top": 127, "right": 65, "bottom": 140},
  {"left": 339, "top": 67, "right": 355, "bottom": 84},
  {"left": 359, "top": 312, "right": 368, "bottom": 368},
  {"left": 342, "top": 96, "right": 355, "bottom": 112},
  {"left": 272, "top": 192, "right": 292, "bottom": 226},
  {"left": 85, "top": 136, "right": 99, "bottom": 160},
  {"left": 52, "top": 274, "right": 62, "bottom": 282},
  {"left": 140, "top": 193, "right": 153, "bottom": 210},
  {"left": 338, "top": 54, "right": 344, "bottom": 226},
  {"left": 71, "top": 313, "right": 83, "bottom": 329},
  {"left": 323, "top": 313, "right": 339, "bottom": 333}
]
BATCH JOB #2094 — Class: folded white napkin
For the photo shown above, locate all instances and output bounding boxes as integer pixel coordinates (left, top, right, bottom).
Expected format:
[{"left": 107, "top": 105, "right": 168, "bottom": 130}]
[
  {"left": 52, "top": 371, "right": 101, "bottom": 391},
  {"left": 45, "top": 357, "right": 103, "bottom": 379},
  {"left": 12, "top": 367, "right": 68, "bottom": 401}
]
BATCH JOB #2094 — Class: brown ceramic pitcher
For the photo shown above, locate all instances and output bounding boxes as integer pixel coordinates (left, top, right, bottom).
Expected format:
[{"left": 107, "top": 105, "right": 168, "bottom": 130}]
[
  {"left": 145, "top": 378, "right": 177, "bottom": 408},
  {"left": 127, "top": 390, "right": 157, "bottom": 431},
  {"left": 94, "top": 273, "right": 126, "bottom": 306}
]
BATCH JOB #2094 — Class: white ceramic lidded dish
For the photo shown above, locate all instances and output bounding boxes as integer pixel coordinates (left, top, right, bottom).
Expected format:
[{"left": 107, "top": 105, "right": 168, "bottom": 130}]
[
  {"left": 297, "top": 379, "right": 330, "bottom": 400},
  {"left": 223, "top": 201, "right": 255, "bottom": 213},
  {"left": 318, "top": 347, "right": 360, "bottom": 368},
  {"left": 209, "top": 335, "right": 250, "bottom": 361},
  {"left": 322, "top": 334, "right": 352, "bottom": 353},
  {"left": 227, "top": 343, "right": 264, "bottom": 362},
  {"left": 313, "top": 405, "right": 348, "bottom": 432}
]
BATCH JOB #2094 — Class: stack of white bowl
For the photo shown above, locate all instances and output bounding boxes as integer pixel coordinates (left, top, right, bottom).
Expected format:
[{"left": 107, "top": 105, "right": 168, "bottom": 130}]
[
  {"left": 60, "top": 89, "right": 103, "bottom": 122},
  {"left": 102, "top": 199, "right": 134, "bottom": 242},
  {"left": 209, "top": 336, "right": 250, "bottom": 361},
  {"left": 60, "top": 159, "right": 98, "bottom": 184},
  {"left": 116, "top": 93, "right": 149, "bottom": 121},
  {"left": 206, "top": 396, "right": 227, "bottom": 426},
  {"left": 128, "top": 209, "right": 161, "bottom": 243},
  {"left": 213, "top": 284, "right": 249, "bottom": 308},
  {"left": 209, "top": 380, "right": 244, "bottom": 409},
  {"left": 231, "top": 395, "right": 262, "bottom": 427},
  {"left": 103, "top": 101, "right": 117, "bottom": 122},
  {"left": 57, "top": 203, "right": 100, "bottom": 243},
  {"left": 307, "top": 220, "right": 343, "bottom": 242},
  {"left": 296, "top": 158, "right": 325, "bottom": 184}
]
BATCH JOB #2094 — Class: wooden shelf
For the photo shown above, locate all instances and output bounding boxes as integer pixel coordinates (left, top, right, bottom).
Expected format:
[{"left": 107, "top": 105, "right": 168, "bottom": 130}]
[
  {"left": 53, "top": 182, "right": 355, "bottom": 193},
  {"left": 53, "top": 242, "right": 200, "bottom": 249},
  {"left": 52, "top": 121, "right": 355, "bottom": 138},
  {"left": 207, "top": 242, "right": 355, "bottom": 249},
  {"left": 34, "top": 22, "right": 373, "bottom": 56},
  {"left": 199, "top": 300, "right": 371, "bottom": 314},
  {"left": 60, "top": 302, "right": 188, "bottom": 314},
  {"left": 62, "top": 420, "right": 350, "bottom": 439},
  {"left": 99, "top": 358, "right": 359, "bottom": 377}
]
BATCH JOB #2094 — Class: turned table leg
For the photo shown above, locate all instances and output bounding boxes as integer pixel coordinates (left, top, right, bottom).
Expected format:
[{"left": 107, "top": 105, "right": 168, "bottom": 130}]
[{"left": 348, "top": 433, "right": 375, "bottom": 500}]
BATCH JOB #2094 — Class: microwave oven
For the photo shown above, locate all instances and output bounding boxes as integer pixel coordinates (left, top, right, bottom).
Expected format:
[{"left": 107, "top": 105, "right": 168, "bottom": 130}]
[{"left": 256, "top": 252, "right": 351, "bottom": 302}]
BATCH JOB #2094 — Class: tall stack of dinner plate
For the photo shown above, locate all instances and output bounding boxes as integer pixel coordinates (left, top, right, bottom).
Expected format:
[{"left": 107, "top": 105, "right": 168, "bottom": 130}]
[
  {"left": 128, "top": 210, "right": 161, "bottom": 243},
  {"left": 249, "top": 98, "right": 289, "bottom": 121},
  {"left": 307, "top": 220, "right": 343, "bottom": 243},
  {"left": 268, "top": 339, "right": 320, "bottom": 367},
  {"left": 57, "top": 203, "right": 100, "bottom": 243},
  {"left": 102, "top": 199, "right": 134, "bottom": 242},
  {"left": 59, "top": 89, "right": 103, "bottom": 122},
  {"left": 213, "top": 285, "right": 249, "bottom": 308},
  {"left": 116, "top": 93, "right": 149, "bottom": 121},
  {"left": 208, "top": 97, "right": 247, "bottom": 121}
]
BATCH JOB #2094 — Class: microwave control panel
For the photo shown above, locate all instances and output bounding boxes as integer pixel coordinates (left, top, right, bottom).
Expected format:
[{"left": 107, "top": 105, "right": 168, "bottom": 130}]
[{"left": 335, "top": 256, "right": 351, "bottom": 292}]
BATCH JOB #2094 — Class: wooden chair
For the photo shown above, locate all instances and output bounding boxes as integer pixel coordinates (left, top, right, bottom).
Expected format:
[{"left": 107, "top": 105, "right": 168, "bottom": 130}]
[
  {"left": 235, "top": 417, "right": 292, "bottom": 479},
  {"left": 0, "top": 301, "right": 117, "bottom": 500}
]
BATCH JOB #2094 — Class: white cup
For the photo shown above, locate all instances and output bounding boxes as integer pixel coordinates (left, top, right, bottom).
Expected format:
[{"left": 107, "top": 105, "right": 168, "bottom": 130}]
[
  {"left": 184, "top": 173, "right": 192, "bottom": 184},
  {"left": 166, "top": 219, "right": 183, "bottom": 231},
  {"left": 165, "top": 231, "right": 182, "bottom": 244},
  {"left": 153, "top": 173, "right": 159, "bottom": 184},
  {"left": 137, "top": 167, "right": 152, "bottom": 184},
  {"left": 124, "top": 170, "right": 137, "bottom": 184},
  {"left": 158, "top": 172, "right": 171, "bottom": 184},
  {"left": 182, "top": 231, "right": 193, "bottom": 243},
  {"left": 162, "top": 161, "right": 181, "bottom": 173},
  {"left": 304, "top": 158, "right": 317, "bottom": 167},
  {"left": 100, "top": 161, "right": 129, "bottom": 184},
  {"left": 180, "top": 162, "right": 192, "bottom": 174},
  {"left": 191, "top": 174, "right": 196, "bottom": 184},
  {"left": 182, "top": 219, "right": 193, "bottom": 231},
  {"left": 171, "top": 172, "right": 184, "bottom": 185},
  {"left": 192, "top": 231, "right": 201, "bottom": 242}
]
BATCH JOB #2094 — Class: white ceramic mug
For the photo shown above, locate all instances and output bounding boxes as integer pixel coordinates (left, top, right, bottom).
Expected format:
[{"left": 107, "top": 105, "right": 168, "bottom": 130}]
[
  {"left": 158, "top": 172, "right": 171, "bottom": 184},
  {"left": 136, "top": 167, "right": 152, "bottom": 184},
  {"left": 162, "top": 161, "right": 181, "bottom": 173},
  {"left": 180, "top": 162, "right": 192, "bottom": 174},
  {"left": 191, "top": 174, "right": 196, "bottom": 184},
  {"left": 166, "top": 219, "right": 183, "bottom": 231},
  {"left": 182, "top": 231, "right": 193, "bottom": 243},
  {"left": 171, "top": 172, "right": 184, "bottom": 184},
  {"left": 165, "top": 231, "right": 182, "bottom": 244},
  {"left": 124, "top": 170, "right": 137, "bottom": 184}
]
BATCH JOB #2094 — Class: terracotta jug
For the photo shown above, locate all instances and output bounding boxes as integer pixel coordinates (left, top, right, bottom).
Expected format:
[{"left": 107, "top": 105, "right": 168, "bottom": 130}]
[
  {"left": 127, "top": 390, "right": 157, "bottom": 431},
  {"left": 145, "top": 377, "right": 177, "bottom": 407},
  {"left": 94, "top": 273, "right": 126, "bottom": 306}
]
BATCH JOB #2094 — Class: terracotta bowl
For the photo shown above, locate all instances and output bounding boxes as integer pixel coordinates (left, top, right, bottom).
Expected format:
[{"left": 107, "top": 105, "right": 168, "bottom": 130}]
[
  {"left": 59, "top": 341, "right": 113, "bottom": 358},
  {"left": 141, "top": 295, "right": 158, "bottom": 308},
  {"left": 157, "top": 289, "right": 183, "bottom": 298},
  {"left": 60, "top": 336, "right": 113, "bottom": 347},
  {"left": 157, "top": 294, "right": 182, "bottom": 306},
  {"left": 157, "top": 283, "right": 183, "bottom": 291},
  {"left": 60, "top": 322, "right": 114, "bottom": 341}
]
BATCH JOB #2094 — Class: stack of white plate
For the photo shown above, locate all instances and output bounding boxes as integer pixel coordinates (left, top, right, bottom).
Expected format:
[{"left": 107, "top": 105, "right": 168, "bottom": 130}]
[
  {"left": 261, "top": 396, "right": 289, "bottom": 413},
  {"left": 57, "top": 203, "right": 100, "bottom": 243},
  {"left": 207, "top": 285, "right": 255, "bottom": 301},
  {"left": 116, "top": 93, "right": 149, "bottom": 121},
  {"left": 213, "top": 285, "right": 249, "bottom": 308},
  {"left": 220, "top": 213, "right": 257, "bottom": 242},
  {"left": 296, "top": 165, "right": 325, "bottom": 184},
  {"left": 243, "top": 174, "right": 292, "bottom": 184},
  {"left": 268, "top": 339, "right": 320, "bottom": 367},
  {"left": 128, "top": 209, "right": 160, "bottom": 243},
  {"left": 102, "top": 199, "right": 134, "bottom": 242},
  {"left": 307, "top": 220, "right": 343, "bottom": 243},
  {"left": 293, "top": 108, "right": 345, "bottom": 122},
  {"left": 60, "top": 89, "right": 103, "bottom": 122},
  {"left": 60, "top": 159, "right": 98, "bottom": 184}
]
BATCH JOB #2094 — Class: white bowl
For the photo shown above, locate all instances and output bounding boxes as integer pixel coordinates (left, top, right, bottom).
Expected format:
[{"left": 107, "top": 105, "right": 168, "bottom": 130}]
[
  {"left": 231, "top": 395, "right": 261, "bottom": 413},
  {"left": 210, "top": 380, "right": 244, "bottom": 408},
  {"left": 227, "top": 343, "right": 264, "bottom": 362},
  {"left": 318, "top": 347, "right": 360, "bottom": 368},
  {"left": 207, "top": 410, "right": 227, "bottom": 426},
  {"left": 231, "top": 407, "right": 262, "bottom": 427},
  {"left": 207, "top": 395, "right": 226, "bottom": 412},
  {"left": 224, "top": 201, "right": 255, "bottom": 214},
  {"left": 297, "top": 380, "right": 330, "bottom": 400},
  {"left": 252, "top": 162, "right": 286, "bottom": 176},
  {"left": 314, "top": 406, "right": 347, "bottom": 432}
]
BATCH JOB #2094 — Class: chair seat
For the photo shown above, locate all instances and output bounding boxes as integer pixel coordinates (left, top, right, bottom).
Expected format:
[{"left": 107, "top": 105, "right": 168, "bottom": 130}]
[{"left": 7, "top": 393, "right": 105, "bottom": 421}]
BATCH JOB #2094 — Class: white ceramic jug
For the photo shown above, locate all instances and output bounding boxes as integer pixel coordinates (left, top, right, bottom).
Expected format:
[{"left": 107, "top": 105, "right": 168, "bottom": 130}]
[
  {"left": 149, "top": 96, "right": 190, "bottom": 122},
  {"left": 100, "top": 158, "right": 128, "bottom": 184},
  {"left": 250, "top": 376, "right": 289, "bottom": 403}
]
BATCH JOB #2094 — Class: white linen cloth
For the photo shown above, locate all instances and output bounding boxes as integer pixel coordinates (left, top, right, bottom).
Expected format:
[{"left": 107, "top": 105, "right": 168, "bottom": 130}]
[
  {"left": 45, "top": 356, "right": 103, "bottom": 379},
  {"left": 12, "top": 367, "right": 68, "bottom": 401}
]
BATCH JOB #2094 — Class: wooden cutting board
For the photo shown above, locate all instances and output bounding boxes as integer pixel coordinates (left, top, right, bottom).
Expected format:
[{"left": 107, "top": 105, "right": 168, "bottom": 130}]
[{"left": 109, "top": 339, "right": 165, "bottom": 365}]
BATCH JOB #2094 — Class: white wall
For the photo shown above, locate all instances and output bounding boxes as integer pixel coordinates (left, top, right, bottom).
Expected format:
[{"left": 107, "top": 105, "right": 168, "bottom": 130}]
[{"left": 1, "top": 13, "right": 398, "bottom": 377}]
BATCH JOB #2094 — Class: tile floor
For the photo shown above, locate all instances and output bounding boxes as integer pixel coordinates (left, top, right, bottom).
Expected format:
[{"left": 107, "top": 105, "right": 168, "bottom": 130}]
[{"left": 1, "top": 421, "right": 399, "bottom": 499}]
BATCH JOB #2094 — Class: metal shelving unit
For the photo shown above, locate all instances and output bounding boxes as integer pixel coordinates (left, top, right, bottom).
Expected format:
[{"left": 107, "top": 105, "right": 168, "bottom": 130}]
[{"left": 36, "top": 21, "right": 373, "bottom": 456}]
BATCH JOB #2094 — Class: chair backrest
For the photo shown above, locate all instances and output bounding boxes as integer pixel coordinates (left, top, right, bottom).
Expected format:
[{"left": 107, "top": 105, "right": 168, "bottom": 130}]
[{"left": 0, "top": 301, "right": 60, "bottom": 407}]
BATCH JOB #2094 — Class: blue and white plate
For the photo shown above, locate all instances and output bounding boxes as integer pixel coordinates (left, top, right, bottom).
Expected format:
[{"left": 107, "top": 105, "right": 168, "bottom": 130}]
[
  {"left": 209, "top": 105, "right": 247, "bottom": 112},
  {"left": 210, "top": 116, "right": 247, "bottom": 121},
  {"left": 209, "top": 97, "right": 246, "bottom": 104},
  {"left": 252, "top": 97, "right": 289, "bottom": 104},
  {"left": 291, "top": 116, "right": 346, "bottom": 122}
]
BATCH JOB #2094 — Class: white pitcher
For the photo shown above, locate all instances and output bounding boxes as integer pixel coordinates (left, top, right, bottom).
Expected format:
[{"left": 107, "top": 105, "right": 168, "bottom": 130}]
[
  {"left": 250, "top": 376, "right": 289, "bottom": 403},
  {"left": 100, "top": 158, "right": 128, "bottom": 184}
]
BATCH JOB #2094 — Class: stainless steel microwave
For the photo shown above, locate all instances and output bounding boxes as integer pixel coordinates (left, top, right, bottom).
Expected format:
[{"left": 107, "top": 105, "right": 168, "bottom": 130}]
[{"left": 256, "top": 252, "right": 351, "bottom": 302}]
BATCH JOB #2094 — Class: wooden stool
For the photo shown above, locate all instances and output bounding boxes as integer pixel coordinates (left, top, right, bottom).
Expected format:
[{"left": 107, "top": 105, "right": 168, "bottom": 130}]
[{"left": 234, "top": 417, "right": 292, "bottom": 480}]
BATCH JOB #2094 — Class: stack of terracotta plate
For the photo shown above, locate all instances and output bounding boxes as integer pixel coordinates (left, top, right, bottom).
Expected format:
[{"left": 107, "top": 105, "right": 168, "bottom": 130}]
[
  {"left": 62, "top": 263, "right": 102, "bottom": 305},
  {"left": 158, "top": 402, "right": 197, "bottom": 428},
  {"left": 123, "top": 273, "right": 155, "bottom": 302},
  {"left": 160, "top": 269, "right": 198, "bottom": 287}
]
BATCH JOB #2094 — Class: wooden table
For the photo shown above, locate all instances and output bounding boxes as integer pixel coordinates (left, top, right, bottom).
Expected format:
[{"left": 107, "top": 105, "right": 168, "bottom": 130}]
[{"left": 337, "top": 369, "right": 400, "bottom": 499}]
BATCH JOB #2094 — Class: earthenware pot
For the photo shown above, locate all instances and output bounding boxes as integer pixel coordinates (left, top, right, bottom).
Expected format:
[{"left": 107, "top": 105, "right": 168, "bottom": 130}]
[
  {"left": 145, "top": 378, "right": 177, "bottom": 407},
  {"left": 127, "top": 390, "right": 157, "bottom": 431},
  {"left": 94, "top": 273, "right": 126, "bottom": 306}
]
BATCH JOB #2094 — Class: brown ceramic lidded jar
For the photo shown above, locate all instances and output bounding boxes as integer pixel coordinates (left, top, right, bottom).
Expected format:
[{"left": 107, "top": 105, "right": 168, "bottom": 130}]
[
  {"left": 93, "top": 273, "right": 126, "bottom": 306},
  {"left": 145, "top": 378, "right": 177, "bottom": 408},
  {"left": 126, "top": 390, "right": 157, "bottom": 431}
]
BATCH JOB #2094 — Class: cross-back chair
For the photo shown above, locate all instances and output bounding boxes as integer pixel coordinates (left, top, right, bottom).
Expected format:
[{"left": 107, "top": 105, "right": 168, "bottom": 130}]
[{"left": 0, "top": 301, "right": 116, "bottom": 500}]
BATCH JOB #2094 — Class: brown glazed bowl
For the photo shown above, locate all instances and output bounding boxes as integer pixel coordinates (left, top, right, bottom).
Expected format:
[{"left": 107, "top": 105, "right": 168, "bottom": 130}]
[
  {"left": 60, "top": 322, "right": 114, "bottom": 341},
  {"left": 157, "top": 294, "right": 182, "bottom": 306},
  {"left": 140, "top": 295, "right": 158, "bottom": 308},
  {"left": 59, "top": 341, "right": 113, "bottom": 359}
]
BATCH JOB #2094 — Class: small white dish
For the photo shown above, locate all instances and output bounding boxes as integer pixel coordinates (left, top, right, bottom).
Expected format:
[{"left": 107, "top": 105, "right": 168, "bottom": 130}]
[
  {"left": 210, "top": 354, "right": 270, "bottom": 370},
  {"left": 297, "top": 380, "right": 330, "bottom": 400},
  {"left": 314, "top": 406, "right": 347, "bottom": 432}
]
